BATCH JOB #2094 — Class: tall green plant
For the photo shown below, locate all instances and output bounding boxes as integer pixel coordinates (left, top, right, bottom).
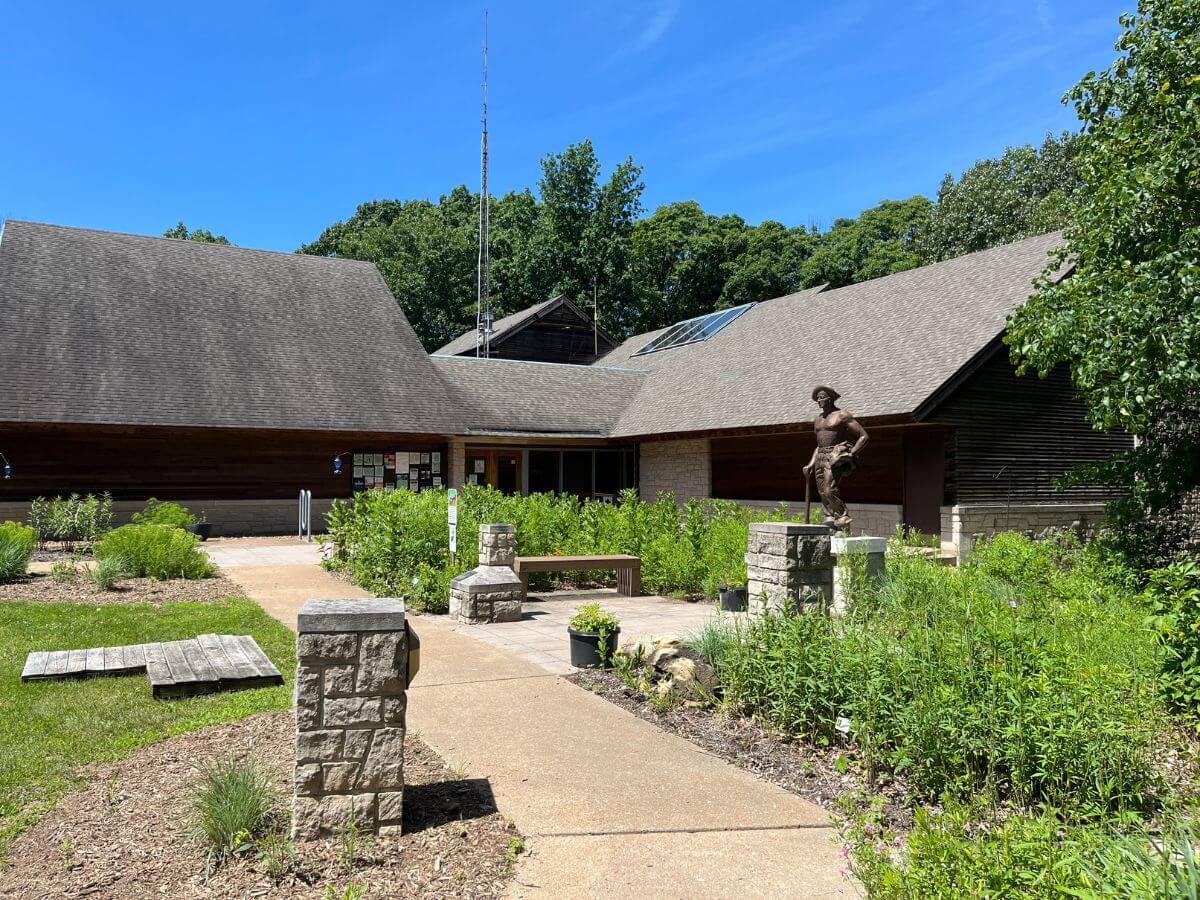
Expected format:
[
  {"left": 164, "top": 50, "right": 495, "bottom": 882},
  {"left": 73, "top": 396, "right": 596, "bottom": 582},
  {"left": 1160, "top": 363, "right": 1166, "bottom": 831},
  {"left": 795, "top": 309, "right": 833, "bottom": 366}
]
[{"left": 0, "top": 522, "right": 36, "bottom": 580}]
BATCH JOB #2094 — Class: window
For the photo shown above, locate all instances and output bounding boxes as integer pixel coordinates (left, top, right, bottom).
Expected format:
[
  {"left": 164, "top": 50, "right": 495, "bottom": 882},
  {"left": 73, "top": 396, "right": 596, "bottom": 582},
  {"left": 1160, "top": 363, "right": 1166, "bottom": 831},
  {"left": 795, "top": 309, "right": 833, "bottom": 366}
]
[
  {"left": 594, "top": 451, "right": 623, "bottom": 497},
  {"left": 632, "top": 303, "right": 752, "bottom": 356},
  {"left": 562, "top": 451, "right": 593, "bottom": 497},
  {"left": 528, "top": 450, "right": 559, "bottom": 494}
]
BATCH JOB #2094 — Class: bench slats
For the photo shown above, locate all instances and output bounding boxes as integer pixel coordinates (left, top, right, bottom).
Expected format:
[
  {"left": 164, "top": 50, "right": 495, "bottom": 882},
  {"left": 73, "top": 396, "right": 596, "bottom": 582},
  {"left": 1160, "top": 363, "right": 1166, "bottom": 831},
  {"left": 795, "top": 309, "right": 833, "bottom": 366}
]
[{"left": 514, "top": 555, "right": 641, "bottom": 597}]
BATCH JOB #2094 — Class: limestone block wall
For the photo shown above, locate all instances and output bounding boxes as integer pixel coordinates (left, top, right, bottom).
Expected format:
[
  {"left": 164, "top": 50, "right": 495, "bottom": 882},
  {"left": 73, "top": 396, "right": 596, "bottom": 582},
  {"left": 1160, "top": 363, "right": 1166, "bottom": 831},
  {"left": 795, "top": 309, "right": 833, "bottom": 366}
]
[
  {"left": 746, "top": 522, "right": 833, "bottom": 615},
  {"left": 639, "top": 438, "right": 711, "bottom": 503},
  {"left": 943, "top": 502, "right": 1107, "bottom": 558},
  {"left": 293, "top": 599, "right": 413, "bottom": 839}
]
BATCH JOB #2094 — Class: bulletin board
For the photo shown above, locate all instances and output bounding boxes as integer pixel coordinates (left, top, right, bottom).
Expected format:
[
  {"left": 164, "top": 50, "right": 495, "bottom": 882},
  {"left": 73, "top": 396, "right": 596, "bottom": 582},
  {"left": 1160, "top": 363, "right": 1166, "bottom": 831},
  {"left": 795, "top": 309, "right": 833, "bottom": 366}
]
[{"left": 351, "top": 450, "right": 443, "bottom": 493}]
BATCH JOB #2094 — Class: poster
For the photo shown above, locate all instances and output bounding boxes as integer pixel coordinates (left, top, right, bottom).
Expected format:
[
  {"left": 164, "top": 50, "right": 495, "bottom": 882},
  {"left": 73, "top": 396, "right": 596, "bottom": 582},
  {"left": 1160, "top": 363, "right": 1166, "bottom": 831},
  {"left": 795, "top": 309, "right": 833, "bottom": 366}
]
[
  {"left": 469, "top": 473, "right": 479, "bottom": 485},
  {"left": 420, "top": 452, "right": 431, "bottom": 465},
  {"left": 409, "top": 452, "right": 421, "bottom": 465},
  {"left": 473, "top": 459, "right": 486, "bottom": 474},
  {"left": 353, "top": 453, "right": 363, "bottom": 466},
  {"left": 431, "top": 453, "right": 441, "bottom": 474},
  {"left": 432, "top": 476, "right": 442, "bottom": 487}
]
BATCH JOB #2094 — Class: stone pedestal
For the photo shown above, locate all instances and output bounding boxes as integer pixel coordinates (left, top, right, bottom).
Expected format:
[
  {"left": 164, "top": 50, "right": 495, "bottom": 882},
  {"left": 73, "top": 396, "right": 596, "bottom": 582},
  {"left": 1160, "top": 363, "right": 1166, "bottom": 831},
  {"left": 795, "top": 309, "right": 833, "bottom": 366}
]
[
  {"left": 449, "top": 523, "right": 523, "bottom": 624},
  {"left": 746, "top": 522, "right": 833, "bottom": 615},
  {"left": 831, "top": 535, "right": 887, "bottom": 615},
  {"left": 293, "top": 598, "right": 417, "bottom": 840}
]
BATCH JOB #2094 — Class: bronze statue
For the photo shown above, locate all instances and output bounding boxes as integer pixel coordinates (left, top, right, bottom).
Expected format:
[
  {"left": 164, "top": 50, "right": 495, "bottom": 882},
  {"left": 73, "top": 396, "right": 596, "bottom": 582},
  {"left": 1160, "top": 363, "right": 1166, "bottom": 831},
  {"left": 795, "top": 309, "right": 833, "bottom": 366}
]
[{"left": 802, "top": 386, "right": 869, "bottom": 530}]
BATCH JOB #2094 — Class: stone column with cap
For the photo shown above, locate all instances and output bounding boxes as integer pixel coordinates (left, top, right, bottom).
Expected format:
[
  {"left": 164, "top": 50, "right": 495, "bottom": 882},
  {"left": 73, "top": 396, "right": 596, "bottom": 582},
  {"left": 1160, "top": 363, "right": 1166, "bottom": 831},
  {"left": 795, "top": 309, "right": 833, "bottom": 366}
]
[
  {"left": 448, "top": 523, "right": 523, "bottom": 624},
  {"left": 292, "top": 598, "right": 418, "bottom": 840},
  {"left": 746, "top": 522, "right": 834, "bottom": 615}
]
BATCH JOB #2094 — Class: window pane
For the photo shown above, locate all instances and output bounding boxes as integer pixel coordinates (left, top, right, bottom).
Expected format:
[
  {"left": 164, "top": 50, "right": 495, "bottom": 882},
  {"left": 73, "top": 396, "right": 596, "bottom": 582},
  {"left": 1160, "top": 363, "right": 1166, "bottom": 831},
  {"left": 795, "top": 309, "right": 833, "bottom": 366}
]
[
  {"left": 594, "top": 451, "right": 622, "bottom": 497},
  {"left": 528, "top": 450, "right": 559, "bottom": 494},
  {"left": 562, "top": 451, "right": 593, "bottom": 497}
]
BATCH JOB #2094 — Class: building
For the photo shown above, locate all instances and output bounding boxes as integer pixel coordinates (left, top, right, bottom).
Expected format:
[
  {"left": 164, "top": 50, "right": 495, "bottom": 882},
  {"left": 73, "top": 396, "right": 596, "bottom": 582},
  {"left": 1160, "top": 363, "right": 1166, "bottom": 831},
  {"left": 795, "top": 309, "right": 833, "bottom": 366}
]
[
  {"left": 0, "top": 221, "right": 1128, "bottom": 552},
  {"left": 435, "top": 294, "right": 617, "bottom": 364}
]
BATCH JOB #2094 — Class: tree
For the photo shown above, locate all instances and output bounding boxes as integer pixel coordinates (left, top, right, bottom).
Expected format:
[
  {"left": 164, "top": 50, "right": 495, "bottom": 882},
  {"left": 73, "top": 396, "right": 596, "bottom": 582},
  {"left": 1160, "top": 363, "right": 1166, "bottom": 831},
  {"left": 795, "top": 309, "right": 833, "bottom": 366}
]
[
  {"left": 1007, "top": 0, "right": 1200, "bottom": 565},
  {"left": 164, "top": 220, "right": 231, "bottom": 244},
  {"left": 800, "top": 196, "right": 931, "bottom": 288},
  {"left": 915, "top": 133, "right": 1082, "bottom": 263},
  {"left": 720, "top": 220, "right": 815, "bottom": 308}
]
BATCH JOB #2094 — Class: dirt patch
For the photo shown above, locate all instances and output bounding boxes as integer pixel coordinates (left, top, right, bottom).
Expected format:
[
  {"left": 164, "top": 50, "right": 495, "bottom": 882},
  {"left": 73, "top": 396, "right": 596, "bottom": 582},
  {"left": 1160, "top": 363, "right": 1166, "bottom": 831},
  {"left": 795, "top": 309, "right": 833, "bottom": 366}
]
[
  {"left": 570, "top": 669, "right": 911, "bottom": 827},
  {"left": 0, "top": 711, "right": 519, "bottom": 899},
  {"left": 0, "top": 572, "right": 245, "bottom": 605}
]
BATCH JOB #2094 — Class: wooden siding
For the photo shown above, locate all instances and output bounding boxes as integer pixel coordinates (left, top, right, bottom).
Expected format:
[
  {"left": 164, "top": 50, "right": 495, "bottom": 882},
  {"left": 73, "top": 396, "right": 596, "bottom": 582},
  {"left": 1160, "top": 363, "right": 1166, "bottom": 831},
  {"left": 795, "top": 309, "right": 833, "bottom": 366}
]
[
  {"left": 0, "top": 422, "right": 448, "bottom": 501},
  {"left": 482, "top": 304, "right": 616, "bottom": 364},
  {"left": 927, "top": 352, "right": 1130, "bottom": 503}
]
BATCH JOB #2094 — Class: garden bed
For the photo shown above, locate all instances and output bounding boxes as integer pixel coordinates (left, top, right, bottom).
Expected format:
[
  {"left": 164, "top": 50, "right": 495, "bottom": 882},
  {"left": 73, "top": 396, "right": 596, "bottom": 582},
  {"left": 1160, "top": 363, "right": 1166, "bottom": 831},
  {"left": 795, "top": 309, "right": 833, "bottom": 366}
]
[
  {"left": 0, "top": 572, "right": 244, "bottom": 605},
  {"left": 0, "top": 711, "right": 520, "bottom": 898}
]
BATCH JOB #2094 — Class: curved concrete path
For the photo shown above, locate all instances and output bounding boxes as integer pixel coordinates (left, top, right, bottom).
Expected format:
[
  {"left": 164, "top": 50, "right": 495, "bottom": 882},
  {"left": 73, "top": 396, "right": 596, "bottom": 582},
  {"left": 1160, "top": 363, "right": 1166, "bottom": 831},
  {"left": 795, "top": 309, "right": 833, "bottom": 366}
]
[{"left": 215, "top": 542, "right": 855, "bottom": 899}]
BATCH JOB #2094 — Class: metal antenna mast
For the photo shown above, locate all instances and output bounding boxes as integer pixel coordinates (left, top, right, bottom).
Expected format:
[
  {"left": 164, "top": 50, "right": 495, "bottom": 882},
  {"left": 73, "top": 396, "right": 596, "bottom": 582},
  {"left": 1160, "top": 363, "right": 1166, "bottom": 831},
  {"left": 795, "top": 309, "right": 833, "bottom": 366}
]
[{"left": 476, "top": 11, "right": 492, "bottom": 358}]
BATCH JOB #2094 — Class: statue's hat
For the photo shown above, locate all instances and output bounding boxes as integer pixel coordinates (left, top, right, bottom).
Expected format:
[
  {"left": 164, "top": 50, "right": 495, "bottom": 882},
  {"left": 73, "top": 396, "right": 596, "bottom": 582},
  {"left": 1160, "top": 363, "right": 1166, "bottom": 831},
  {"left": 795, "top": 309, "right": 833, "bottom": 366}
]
[{"left": 812, "top": 385, "right": 840, "bottom": 402}]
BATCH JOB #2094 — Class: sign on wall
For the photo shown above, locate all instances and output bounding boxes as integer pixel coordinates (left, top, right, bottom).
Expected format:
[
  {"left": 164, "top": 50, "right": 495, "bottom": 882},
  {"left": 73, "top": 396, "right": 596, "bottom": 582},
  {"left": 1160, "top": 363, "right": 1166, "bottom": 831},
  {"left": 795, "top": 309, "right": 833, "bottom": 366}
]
[{"left": 447, "top": 488, "right": 458, "bottom": 553}]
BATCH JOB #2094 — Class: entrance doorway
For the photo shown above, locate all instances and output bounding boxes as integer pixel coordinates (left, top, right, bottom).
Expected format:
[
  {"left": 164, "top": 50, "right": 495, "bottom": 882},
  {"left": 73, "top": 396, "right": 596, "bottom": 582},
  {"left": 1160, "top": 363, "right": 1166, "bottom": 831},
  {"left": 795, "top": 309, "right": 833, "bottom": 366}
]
[{"left": 465, "top": 450, "right": 523, "bottom": 495}]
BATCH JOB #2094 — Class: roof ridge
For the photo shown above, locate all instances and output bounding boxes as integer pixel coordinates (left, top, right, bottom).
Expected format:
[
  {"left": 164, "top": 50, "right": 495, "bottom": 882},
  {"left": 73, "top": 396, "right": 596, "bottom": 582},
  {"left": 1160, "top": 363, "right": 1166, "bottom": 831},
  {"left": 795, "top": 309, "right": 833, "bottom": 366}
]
[
  {"left": 431, "top": 354, "right": 647, "bottom": 374},
  {"left": 1, "top": 219, "right": 375, "bottom": 266}
]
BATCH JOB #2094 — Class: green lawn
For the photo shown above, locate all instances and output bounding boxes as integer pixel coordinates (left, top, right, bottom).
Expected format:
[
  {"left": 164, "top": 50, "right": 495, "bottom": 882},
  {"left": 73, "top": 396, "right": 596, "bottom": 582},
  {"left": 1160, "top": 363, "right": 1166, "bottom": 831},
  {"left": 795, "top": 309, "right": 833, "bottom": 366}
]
[{"left": 0, "top": 597, "right": 295, "bottom": 856}]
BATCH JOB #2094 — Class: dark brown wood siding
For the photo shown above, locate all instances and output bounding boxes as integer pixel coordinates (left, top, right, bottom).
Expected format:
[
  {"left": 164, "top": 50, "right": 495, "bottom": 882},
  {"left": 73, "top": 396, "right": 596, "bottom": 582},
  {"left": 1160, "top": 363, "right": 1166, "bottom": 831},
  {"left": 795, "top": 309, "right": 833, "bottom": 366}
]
[
  {"left": 481, "top": 305, "right": 616, "bottom": 364},
  {"left": 0, "top": 423, "right": 448, "bottom": 501},
  {"left": 711, "top": 427, "right": 910, "bottom": 505},
  {"left": 927, "top": 352, "right": 1130, "bottom": 503}
]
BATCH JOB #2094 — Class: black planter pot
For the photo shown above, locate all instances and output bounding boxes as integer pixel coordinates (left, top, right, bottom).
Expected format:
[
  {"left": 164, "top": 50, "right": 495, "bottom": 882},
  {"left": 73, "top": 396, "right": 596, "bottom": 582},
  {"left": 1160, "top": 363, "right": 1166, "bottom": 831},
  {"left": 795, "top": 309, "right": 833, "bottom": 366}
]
[
  {"left": 187, "top": 522, "right": 213, "bottom": 542},
  {"left": 568, "top": 626, "right": 620, "bottom": 669},
  {"left": 719, "top": 586, "right": 748, "bottom": 612}
]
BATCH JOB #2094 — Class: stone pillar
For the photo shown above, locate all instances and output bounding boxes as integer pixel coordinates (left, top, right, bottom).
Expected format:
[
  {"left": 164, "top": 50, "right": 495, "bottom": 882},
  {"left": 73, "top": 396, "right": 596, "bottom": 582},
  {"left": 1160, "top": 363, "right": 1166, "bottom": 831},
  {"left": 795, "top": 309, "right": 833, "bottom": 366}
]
[
  {"left": 449, "top": 523, "right": 523, "bottom": 623},
  {"left": 746, "top": 522, "right": 833, "bottom": 616},
  {"left": 831, "top": 535, "right": 887, "bottom": 615},
  {"left": 293, "top": 598, "right": 417, "bottom": 840},
  {"left": 448, "top": 438, "right": 467, "bottom": 490}
]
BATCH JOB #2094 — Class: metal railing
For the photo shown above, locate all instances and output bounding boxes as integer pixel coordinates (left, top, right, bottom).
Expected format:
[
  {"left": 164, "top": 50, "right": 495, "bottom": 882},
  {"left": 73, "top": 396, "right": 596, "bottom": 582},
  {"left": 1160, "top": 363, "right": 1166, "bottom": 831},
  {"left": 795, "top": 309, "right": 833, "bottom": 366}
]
[{"left": 298, "top": 489, "right": 312, "bottom": 542}]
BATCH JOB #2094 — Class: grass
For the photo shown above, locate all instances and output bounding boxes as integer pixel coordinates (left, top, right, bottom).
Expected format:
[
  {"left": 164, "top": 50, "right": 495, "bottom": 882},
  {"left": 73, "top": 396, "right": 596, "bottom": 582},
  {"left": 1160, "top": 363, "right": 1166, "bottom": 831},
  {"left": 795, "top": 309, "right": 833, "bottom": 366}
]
[
  {"left": 191, "top": 755, "right": 279, "bottom": 867},
  {"left": 0, "top": 596, "right": 295, "bottom": 857}
]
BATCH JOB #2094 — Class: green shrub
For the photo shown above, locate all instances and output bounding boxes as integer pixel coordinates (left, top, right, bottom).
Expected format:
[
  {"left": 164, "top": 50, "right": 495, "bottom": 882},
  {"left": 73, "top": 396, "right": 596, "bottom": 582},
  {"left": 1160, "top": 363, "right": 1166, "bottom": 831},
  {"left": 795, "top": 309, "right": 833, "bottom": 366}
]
[
  {"left": 718, "top": 534, "right": 1164, "bottom": 815},
  {"left": 1146, "top": 558, "right": 1200, "bottom": 717},
  {"left": 131, "top": 498, "right": 197, "bottom": 529},
  {"left": 0, "top": 522, "right": 36, "bottom": 580},
  {"left": 94, "top": 524, "right": 215, "bottom": 580},
  {"left": 28, "top": 493, "right": 113, "bottom": 549},
  {"left": 191, "top": 755, "right": 278, "bottom": 866},
  {"left": 321, "top": 484, "right": 805, "bottom": 609}
]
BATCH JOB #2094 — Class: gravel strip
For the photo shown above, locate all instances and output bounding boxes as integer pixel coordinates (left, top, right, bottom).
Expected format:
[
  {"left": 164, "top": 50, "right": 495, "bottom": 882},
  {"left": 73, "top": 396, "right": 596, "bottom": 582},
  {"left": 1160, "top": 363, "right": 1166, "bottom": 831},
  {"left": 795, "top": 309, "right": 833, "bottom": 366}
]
[
  {"left": 0, "top": 573, "right": 247, "bottom": 605},
  {"left": 0, "top": 711, "right": 520, "bottom": 898}
]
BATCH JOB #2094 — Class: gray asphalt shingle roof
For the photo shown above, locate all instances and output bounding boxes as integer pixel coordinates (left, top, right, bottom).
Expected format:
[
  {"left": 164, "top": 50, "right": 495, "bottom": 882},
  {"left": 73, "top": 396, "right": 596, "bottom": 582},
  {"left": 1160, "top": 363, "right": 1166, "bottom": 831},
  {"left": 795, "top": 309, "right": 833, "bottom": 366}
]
[
  {"left": 0, "top": 220, "right": 467, "bottom": 433},
  {"left": 431, "top": 355, "right": 645, "bottom": 436},
  {"left": 596, "top": 231, "right": 1064, "bottom": 437}
]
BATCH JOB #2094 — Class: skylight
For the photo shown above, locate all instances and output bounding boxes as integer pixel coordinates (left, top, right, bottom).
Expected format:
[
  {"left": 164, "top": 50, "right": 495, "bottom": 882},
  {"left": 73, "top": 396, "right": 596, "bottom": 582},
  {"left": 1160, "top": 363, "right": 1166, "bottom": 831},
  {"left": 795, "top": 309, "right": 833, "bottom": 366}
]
[{"left": 632, "top": 303, "right": 753, "bottom": 356}]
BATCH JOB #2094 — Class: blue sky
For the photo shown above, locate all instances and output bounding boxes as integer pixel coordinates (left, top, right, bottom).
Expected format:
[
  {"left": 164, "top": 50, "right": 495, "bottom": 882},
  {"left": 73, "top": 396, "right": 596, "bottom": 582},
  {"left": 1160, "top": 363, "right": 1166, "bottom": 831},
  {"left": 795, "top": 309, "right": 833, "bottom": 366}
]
[{"left": 0, "top": 1, "right": 1129, "bottom": 252}]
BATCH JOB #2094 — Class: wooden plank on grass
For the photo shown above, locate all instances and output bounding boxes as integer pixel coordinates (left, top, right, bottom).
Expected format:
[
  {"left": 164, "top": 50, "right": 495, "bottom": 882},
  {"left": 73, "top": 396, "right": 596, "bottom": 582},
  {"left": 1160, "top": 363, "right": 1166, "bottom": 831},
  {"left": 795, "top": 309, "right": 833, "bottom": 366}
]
[
  {"left": 161, "top": 640, "right": 197, "bottom": 685},
  {"left": 66, "top": 649, "right": 88, "bottom": 675},
  {"left": 43, "top": 650, "right": 70, "bottom": 677},
  {"left": 196, "top": 634, "right": 237, "bottom": 680},
  {"left": 102, "top": 645, "right": 124, "bottom": 672},
  {"left": 85, "top": 647, "right": 104, "bottom": 673},
  {"left": 21, "top": 651, "right": 49, "bottom": 681},
  {"left": 233, "top": 635, "right": 281, "bottom": 680},
  {"left": 143, "top": 643, "right": 172, "bottom": 686},
  {"left": 180, "top": 639, "right": 218, "bottom": 683},
  {"left": 123, "top": 643, "right": 146, "bottom": 671},
  {"left": 216, "top": 634, "right": 257, "bottom": 680}
]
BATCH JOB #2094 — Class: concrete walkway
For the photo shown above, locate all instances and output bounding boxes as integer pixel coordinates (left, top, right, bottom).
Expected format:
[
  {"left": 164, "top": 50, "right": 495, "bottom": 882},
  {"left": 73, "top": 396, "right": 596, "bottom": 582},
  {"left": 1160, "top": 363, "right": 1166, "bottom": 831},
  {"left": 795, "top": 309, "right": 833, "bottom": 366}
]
[{"left": 212, "top": 543, "right": 854, "bottom": 899}]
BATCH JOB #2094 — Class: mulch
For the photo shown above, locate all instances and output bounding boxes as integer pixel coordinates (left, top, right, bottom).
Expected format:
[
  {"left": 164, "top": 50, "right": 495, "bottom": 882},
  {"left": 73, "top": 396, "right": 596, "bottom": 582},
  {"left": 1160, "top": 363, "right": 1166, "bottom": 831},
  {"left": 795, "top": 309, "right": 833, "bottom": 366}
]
[
  {"left": 0, "top": 572, "right": 245, "bottom": 605},
  {"left": 0, "top": 711, "right": 520, "bottom": 899},
  {"left": 570, "top": 669, "right": 912, "bottom": 827}
]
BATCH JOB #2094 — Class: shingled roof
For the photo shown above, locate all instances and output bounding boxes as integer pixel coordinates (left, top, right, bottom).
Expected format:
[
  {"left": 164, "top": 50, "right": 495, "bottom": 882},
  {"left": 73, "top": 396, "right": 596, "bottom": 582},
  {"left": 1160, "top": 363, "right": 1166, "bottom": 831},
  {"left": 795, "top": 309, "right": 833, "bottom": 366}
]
[
  {"left": 0, "top": 221, "right": 466, "bottom": 433},
  {"left": 595, "top": 232, "right": 1064, "bottom": 438},
  {"left": 431, "top": 355, "right": 645, "bottom": 436}
]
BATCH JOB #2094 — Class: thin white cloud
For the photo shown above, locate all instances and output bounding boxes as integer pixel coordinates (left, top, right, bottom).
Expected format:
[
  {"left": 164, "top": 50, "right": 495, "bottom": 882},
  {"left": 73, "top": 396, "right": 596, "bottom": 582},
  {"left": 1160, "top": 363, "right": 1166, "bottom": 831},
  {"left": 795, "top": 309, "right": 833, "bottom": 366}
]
[{"left": 632, "top": 0, "right": 680, "bottom": 52}]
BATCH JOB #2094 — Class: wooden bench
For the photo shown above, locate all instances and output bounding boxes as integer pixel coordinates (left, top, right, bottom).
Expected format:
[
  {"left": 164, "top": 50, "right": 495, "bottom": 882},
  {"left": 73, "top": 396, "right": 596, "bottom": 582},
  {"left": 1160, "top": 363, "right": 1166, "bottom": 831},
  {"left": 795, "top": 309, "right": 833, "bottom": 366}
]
[{"left": 514, "top": 554, "right": 641, "bottom": 598}]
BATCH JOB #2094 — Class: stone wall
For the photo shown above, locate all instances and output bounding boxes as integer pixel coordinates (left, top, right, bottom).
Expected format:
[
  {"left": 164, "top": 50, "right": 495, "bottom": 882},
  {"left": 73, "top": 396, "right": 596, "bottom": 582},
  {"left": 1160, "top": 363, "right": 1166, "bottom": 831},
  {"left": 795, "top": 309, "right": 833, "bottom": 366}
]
[
  {"left": 0, "top": 498, "right": 336, "bottom": 537},
  {"left": 639, "top": 438, "right": 711, "bottom": 502},
  {"left": 293, "top": 599, "right": 415, "bottom": 839},
  {"left": 943, "top": 501, "right": 1107, "bottom": 558},
  {"left": 745, "top": 522, "right": 833, "bottom": 615}
]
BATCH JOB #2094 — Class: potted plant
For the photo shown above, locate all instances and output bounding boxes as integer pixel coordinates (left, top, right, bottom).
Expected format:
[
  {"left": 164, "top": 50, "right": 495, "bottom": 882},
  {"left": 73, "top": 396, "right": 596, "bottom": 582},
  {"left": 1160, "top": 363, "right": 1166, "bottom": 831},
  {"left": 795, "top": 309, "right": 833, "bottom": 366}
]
[
  {"left": 719, "top": 583, "right": 748, "bottom": 612},
  {"left": 187, "top": 511, "right": 212, "bottom": 542},
  {"left": 567, "top": 603, "right": 621, "bottom": 668}
]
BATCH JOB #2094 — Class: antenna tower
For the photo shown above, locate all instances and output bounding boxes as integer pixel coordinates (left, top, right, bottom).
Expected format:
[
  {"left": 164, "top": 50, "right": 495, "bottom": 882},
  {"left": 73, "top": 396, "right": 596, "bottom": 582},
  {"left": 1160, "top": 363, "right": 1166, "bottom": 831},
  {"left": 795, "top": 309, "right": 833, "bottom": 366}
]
[{"left": 476, "top": 12, "right": 492, "bottom": 358}]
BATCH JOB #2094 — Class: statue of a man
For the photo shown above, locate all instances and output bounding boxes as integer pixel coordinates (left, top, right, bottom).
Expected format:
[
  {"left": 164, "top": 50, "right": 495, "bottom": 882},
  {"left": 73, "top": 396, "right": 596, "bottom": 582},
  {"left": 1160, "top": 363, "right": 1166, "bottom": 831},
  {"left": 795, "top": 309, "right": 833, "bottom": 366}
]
[{"left": 802, "top": 386, "right": 869, "bottom": 530}]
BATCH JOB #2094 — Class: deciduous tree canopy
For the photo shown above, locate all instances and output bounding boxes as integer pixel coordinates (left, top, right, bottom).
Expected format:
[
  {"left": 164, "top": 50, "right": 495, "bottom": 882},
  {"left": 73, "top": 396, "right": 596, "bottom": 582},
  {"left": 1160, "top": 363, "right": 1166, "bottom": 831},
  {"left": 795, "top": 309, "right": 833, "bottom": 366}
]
[{"left": 163, "top": 221, "right": 230, "bottom": 245}]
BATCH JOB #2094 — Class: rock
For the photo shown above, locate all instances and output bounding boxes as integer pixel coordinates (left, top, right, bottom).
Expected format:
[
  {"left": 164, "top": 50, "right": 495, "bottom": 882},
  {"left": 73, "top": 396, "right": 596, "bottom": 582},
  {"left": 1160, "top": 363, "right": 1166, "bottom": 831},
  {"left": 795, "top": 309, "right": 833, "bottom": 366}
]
[
  {"left": 297, "top": 633, "right": 358, "bottom": 663},
  {"left": 324, "top": 697, "right": 382, "bottom": 728},
  {"left": 322, "top": 762, "right": 361, "bottom": 793},
  {"left": 356, "top": 727, "right": 405, "bottom": 790},
  {"left": 296, "top": 729, "right": 344, "bottom": 763},
  {"left": 294, "top": 763, "right": 322, "bottom": 797},
  {"left": 343, "top": 728, "right": 373, "bottom": 759},
  {"left": 356, "top": 632, "right": 407, "bottom": 695}
]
